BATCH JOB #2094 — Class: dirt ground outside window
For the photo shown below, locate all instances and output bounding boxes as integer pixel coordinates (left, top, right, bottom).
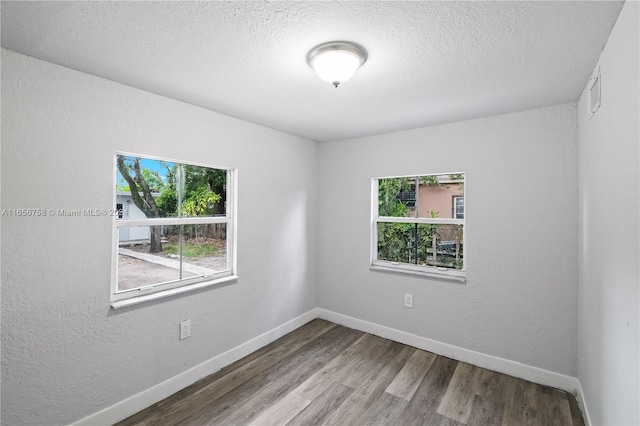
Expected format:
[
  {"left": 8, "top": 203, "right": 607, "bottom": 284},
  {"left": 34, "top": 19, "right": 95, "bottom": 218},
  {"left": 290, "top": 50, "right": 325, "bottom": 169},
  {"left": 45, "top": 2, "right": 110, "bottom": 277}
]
[{"left": 117, "top": 239, "right": 227, "bottom": 291}]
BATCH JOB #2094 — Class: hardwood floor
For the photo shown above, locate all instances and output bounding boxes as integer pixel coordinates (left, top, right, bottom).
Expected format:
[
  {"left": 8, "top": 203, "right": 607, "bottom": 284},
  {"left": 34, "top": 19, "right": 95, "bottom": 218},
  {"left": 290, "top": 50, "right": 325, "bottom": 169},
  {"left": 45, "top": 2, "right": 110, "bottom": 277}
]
[{"left": 117, "top": 320, "right": 584, "bottom": 426}]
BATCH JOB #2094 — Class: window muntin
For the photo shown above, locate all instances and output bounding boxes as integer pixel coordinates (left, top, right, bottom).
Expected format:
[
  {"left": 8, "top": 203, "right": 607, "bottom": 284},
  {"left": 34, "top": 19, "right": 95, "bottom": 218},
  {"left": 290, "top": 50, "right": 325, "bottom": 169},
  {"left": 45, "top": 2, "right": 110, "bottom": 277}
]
[
  {"left": 112, "top": 154, "right": 236, "bottom": 304},
  {"left": 372, "top": 173, "right": 465, "bottom": 280}
]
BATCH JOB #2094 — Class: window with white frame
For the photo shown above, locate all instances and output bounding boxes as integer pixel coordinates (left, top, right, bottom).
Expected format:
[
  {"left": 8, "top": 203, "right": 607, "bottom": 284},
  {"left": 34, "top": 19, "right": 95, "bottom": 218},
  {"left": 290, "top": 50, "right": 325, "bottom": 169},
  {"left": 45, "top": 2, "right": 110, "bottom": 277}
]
[
  {"left": 371, "top": 173, "right": 465, "bottom": 281},
  {"left": 112, "top": 153, "right": 237, "bottom": 307},
  {"left": 453, "top": 195, "right": 464, "bottom": 219}
]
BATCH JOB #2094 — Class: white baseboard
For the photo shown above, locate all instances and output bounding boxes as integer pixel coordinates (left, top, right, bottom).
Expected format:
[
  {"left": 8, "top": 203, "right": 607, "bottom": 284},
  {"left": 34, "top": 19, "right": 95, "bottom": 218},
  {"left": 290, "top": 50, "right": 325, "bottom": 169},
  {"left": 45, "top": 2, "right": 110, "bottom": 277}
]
[
  {"left": 71, "top": 309, "right": 319, "bottom": 426},
  {"left": 575, "top": 379, "right": 593, "bottom": 426},
  {"left": 315, "top": 308, "right": 580, "bottom": 394},
  {"left": 74, "top": 307, "right": 586, "bottom": 425}
]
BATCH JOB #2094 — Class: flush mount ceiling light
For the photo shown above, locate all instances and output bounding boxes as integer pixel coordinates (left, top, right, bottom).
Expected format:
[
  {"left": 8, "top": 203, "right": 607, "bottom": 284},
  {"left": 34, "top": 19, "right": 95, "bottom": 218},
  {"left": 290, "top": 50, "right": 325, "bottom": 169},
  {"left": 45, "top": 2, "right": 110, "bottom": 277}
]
[{"left": 307, "top": 41, "right": 367, "bottom": 88}]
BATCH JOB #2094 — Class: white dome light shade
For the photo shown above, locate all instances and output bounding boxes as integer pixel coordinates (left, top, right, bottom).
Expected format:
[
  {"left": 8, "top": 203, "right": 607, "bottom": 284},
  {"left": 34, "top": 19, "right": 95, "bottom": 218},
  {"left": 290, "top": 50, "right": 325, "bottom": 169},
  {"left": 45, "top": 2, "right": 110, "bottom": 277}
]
[
  {"left": 311, "top": 50, "right": 360, "bottom": 85},
  {"left": 307, "top": 41, "right": 367, "bottom": 88}
]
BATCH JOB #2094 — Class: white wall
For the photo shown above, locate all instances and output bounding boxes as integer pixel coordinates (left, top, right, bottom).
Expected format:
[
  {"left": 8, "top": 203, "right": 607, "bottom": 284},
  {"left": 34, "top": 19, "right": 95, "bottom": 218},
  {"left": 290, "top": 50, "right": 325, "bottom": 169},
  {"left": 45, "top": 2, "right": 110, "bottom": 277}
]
[
  {"left": 318, "top": 104, "right": 579, "bottom": 376},
  {"left": 0, "top": 49, "right": 318, "bottom": 425},
  {"left": 577, "top": 1, "right": 640, "bottom": 424}
]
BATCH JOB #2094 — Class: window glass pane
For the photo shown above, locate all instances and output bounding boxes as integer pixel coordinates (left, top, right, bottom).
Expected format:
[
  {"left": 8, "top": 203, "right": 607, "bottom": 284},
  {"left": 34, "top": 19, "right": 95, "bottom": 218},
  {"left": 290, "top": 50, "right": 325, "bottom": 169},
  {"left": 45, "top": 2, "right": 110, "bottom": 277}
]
[
  {"left": 181, "top": 165, "right": 227, "bottom": 217},
  {"left": 117, "top": 223, "right": 229, "bottom": 292},
  {"left": 181, "top": 224, "right": 228, "bottom": 274},
  {"left": 117, "top": 225, "right": 182, "bottom": 291},
  {"left": 377, "top": 222, "right": 416, "bottom": 263},
  {"left": 426, "top": 223, "right": 464, "bottom": 269},
  {"left": 378, "top": 177, "right": 415, "bottom": 217},
  {"left": 377, "top": 223, "right": 463, "bottom": 270},
  {"left": 415, "top": 174, "right": 464, "bottom": 219},
  {"left": 116, "top": 155, "right": 178, "bottom": 218}
]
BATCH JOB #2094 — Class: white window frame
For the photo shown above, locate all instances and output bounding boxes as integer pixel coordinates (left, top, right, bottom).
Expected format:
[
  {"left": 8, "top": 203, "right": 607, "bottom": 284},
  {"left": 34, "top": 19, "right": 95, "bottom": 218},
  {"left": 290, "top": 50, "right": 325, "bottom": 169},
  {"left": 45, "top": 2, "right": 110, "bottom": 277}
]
[
  {"left": 370, "top": 172, "right": 466, "bottom": 282},
  {"left": 589, "top": 65, "right": 601, "bottom": 119},
  {"left": 110, "top": 153, "right": 238, "bottom": 309}
]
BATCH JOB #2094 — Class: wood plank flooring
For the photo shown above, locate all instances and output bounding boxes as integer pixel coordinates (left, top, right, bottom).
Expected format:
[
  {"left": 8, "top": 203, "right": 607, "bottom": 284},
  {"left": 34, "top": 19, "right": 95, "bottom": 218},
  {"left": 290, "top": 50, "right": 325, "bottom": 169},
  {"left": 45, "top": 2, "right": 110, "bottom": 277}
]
[{"left": 117, "top": 320, "right": 584, "bottom": 426}]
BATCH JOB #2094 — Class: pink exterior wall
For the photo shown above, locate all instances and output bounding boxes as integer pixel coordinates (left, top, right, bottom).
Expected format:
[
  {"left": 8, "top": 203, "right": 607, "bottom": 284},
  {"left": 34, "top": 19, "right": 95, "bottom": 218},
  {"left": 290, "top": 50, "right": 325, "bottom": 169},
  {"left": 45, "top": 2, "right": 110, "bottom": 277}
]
[{"left": 416, "top": 182, "right": 463, "bottom": 218}]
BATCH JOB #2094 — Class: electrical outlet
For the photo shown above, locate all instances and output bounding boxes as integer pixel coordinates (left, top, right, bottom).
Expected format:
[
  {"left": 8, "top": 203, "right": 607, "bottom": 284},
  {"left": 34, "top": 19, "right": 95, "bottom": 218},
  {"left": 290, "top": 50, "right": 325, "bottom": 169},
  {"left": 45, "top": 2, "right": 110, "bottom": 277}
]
[
  {"left": 404, "top": 293, "right": 414, "bottom": 308},
  {"left": 180, "top": 319, "right": 191, "bottom": 340}
]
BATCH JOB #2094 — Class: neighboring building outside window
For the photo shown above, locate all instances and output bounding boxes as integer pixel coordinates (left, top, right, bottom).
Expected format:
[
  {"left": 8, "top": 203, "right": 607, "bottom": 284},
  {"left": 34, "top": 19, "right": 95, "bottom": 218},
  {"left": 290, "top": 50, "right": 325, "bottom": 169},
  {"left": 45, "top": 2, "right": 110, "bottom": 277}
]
[
  {"left": 111, "top": 153, "right": 237, "bottom": 308},
  {"left": 371, "top": 173, "right": 465, "bottom": 281}
]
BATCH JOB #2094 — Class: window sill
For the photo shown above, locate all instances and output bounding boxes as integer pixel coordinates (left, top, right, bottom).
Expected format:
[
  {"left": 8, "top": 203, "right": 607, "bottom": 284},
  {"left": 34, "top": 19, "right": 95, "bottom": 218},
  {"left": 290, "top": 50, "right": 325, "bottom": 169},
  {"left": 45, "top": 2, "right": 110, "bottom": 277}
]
[
  {"left": 370, "top": 264, "right": 466, "bottom": 283},
  {"left": 111, "top": 275, "right": 238, "bottom": 310}
]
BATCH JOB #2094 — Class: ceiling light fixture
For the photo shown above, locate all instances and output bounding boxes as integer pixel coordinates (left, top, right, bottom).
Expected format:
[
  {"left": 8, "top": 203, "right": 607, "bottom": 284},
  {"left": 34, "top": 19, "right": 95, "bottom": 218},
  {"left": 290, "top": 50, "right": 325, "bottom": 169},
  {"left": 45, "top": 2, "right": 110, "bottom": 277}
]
[{"left": 307, "top": 41, "right": 367, "bottom": 88}]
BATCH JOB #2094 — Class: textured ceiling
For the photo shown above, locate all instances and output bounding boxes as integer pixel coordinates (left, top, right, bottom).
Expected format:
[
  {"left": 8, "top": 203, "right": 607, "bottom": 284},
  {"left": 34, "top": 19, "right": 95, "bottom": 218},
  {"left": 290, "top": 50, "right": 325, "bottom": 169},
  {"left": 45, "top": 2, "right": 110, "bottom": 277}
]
[{"left": 1, "top": 1, "right": 624, "bottom": 142}]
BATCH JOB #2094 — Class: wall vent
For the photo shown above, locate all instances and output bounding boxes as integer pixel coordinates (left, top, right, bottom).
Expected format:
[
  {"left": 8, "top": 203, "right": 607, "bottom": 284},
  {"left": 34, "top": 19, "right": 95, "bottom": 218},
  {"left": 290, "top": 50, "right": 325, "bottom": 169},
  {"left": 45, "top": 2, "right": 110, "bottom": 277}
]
[{"left": 589, "top": 66, "right": 601, "bottom": 119}]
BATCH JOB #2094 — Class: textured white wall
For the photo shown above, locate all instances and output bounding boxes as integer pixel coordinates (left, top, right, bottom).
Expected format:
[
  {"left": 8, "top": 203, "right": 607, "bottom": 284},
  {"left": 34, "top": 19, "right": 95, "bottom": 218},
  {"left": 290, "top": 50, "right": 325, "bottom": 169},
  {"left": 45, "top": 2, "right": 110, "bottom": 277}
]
[
  {"left": 317, "top": 104, "right": 579, "bottom": 376},
  {"left": 577, "top": 1, "right": 640, "bottom": 424},
  {"left": 1, "top": 49, "right": 318, "bottom": 425}
]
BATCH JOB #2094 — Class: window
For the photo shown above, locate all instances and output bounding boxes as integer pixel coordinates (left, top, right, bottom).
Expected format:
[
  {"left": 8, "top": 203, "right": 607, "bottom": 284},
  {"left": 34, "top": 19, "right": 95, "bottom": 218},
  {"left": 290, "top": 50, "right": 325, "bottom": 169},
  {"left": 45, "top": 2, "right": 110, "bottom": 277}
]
[
  {"left": 371, "top": 173, "right": 465, "bottom": 281},
  {"left": 111, "top": 153, "right": 237, "bottom": 307},
  {"left": 453, "top": 196, "right": 464, "bottom": 219}
]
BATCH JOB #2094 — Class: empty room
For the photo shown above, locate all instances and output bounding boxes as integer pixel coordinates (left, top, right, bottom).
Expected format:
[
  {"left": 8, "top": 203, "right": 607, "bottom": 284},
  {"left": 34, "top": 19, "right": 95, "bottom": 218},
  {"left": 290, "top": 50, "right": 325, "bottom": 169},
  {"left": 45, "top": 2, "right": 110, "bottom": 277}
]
[{"left": 1, "top": 1, "right": 638, "bottom": 425}]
